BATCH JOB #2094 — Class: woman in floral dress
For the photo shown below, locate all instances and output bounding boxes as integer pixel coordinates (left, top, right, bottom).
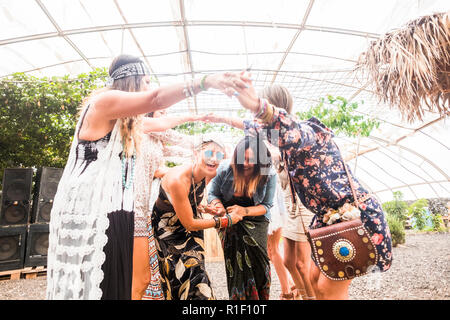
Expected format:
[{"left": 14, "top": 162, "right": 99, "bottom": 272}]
[{"left": 231, "top": 80, "right": 393, "bottom": 300}]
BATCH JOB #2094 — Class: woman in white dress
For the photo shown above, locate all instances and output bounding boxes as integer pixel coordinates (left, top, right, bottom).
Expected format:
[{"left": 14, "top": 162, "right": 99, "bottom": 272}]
[{"left": 45, "top": 54, "right": 249, "bottom": 300}]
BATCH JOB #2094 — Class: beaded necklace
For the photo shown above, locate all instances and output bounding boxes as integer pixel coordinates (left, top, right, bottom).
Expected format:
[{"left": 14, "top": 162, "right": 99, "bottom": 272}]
[
  {"left": 191, "top": 164, "right": 204, "bottom": 217},
  {"left": 121, "top": 142, "right": 136, "bottom": 189}
]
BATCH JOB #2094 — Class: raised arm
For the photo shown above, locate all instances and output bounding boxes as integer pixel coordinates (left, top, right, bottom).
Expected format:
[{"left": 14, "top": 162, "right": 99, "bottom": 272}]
[
  {"left": 92, "top": 73, "right": 251, "bottom": 121},
  {"left": 142, "top": 114, "right": 205, "bottom": 133},
  {"left": 203, "top": 113, "right": 245, "bottom": 130},
  {"left": 233, "top": 76, "right": 319, "bottom": 150}
]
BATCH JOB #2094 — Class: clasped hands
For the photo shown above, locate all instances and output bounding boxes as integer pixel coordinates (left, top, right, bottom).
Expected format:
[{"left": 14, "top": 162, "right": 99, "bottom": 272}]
[
  {"left": 195, "top": 71, "right": 261, "bottom": 122},
  {"left": 197, "top": 200, "right": 247, "bottom": 225}
]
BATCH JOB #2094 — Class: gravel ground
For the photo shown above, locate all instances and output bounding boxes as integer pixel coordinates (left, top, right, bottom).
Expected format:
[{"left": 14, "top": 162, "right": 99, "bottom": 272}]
[{"left": 0, "top": 232, "right": 448, "bottom": 300}]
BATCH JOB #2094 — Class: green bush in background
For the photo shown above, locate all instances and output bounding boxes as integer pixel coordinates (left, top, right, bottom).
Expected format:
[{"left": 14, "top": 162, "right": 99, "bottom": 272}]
[
  {"left": 429, "top": 214, "right": 446, "bottom": 232},
  {"left": 386, "top": 213, "right": 406, "bottom": 247},
  {"left": 0, "top": 68, "right": 108, "bottom": 189},
  {"left": 408, "top": 198, "right": 429, "bottom": 231},
  {"left": 382, "top": 191, "right": 409, "bottom": 223}
]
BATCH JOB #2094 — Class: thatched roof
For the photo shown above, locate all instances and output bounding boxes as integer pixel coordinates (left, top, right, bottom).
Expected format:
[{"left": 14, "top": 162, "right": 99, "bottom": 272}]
[{"left": 356, "top": 12, "right": 450, "bottom": 123}]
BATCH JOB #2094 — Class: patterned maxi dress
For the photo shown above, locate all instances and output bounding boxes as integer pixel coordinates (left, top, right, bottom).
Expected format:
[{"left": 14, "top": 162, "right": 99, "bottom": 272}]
[
  {"left": 134, "top": 130, "right": 193, "bottom": 300},
  {"left": 151, "top": 177, "right": 215, "bottom": 300},
  {"left": 221, "top": 196, "right": 271, "bottom": 300},
  {"left": 244, "top": 110, "right": 393, "bottom": 273}
]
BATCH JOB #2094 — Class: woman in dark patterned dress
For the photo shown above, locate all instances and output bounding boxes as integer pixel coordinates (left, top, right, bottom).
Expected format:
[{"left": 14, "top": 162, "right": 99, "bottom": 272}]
[
  {"left": 152, "top": 138, "right": 242, "bottom": 300},
  {"left": 208, "top": 136, "right": 277, "bottom": 300},
  {"left": 231, "top": 80, "right": 393, "bottom": 300}
]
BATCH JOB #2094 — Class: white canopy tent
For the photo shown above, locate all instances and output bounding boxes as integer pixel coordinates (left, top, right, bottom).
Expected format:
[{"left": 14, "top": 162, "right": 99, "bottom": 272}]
[{"left": 1, "top": 0, "right": 449, "bottom": 203}]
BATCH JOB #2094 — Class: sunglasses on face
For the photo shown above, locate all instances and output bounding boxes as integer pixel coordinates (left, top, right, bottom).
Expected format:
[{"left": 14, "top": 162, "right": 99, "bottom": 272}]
[{"left": 204, "top": 150, "right": 225, "bottom": 161}]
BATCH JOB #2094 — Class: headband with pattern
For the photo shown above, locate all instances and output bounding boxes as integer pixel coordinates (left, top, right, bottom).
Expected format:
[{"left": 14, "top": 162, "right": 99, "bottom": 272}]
[{"left": 106, "top": 62, "right": 150, "bottom": 86}]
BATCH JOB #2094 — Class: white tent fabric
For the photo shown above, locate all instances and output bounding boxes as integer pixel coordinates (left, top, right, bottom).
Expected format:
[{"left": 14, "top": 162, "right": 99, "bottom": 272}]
[{"left": 1, "top": 0, "right": 449, "bottom": 202}]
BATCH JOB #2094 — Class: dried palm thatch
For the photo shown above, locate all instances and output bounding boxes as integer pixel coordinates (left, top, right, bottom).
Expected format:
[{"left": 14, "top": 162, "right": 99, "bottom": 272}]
[{"left": 356, "top": 12, "right": 450, "bottom": 122}]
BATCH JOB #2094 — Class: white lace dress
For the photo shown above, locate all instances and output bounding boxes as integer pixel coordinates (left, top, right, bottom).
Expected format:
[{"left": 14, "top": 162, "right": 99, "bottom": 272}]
[{"left": 46, "top": 106, "right": 135, "bottom": 300}]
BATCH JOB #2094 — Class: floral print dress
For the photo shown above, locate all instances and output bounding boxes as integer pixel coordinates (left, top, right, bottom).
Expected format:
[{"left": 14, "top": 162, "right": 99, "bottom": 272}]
[
  {"left": 244, "top": 110, "right": 393, "bottom": 272},
  {"left": 151, "top": 178, "right": 215, "bottom": 300},
  {"left": 221, "top": 196, "right": 271, "bottom": 300}
]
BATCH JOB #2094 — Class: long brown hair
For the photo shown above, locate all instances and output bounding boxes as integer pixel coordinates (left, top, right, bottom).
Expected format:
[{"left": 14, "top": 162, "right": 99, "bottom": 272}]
[{"left": 231, "top": 136, "right": 272, "bottom": 197}]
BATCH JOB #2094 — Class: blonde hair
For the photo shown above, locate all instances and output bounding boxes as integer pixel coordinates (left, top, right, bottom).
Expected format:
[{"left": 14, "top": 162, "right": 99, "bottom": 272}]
[
  {"left": 110, "top": 75, "right": 144, "bottom": 157},
  {"left": 260, "top": 84, "right": 293, "bottom": 114},
  {"left": 79, "top": 55, "right": 147, "bottom": 158}
]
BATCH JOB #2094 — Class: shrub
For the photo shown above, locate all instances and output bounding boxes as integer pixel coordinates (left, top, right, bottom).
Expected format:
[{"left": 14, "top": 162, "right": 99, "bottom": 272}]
[
  {"left": 382, "top": 191, "right": 409, "bottom": 223},
  {"left": 430, "top": 214, "right": 446, "bottom": 232},
  {"left": 0, "top": 68, "right": 108, "bottom": 190},
  {"left": 386, "top": 213, "right": 406, "bottom": 247},
  {"left": 408, "top": 198, "right": 429, "bottom": 230}
]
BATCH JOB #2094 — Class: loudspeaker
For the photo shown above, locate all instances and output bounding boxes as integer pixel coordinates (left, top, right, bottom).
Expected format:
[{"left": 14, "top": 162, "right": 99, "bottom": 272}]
[
  {"left": 0, "top": 168, "right": 33, "bottom": 226},
  {"left": 0, "top": 225, "right": 27, "bottom": 272},
  {"left": 24, "top": 223, "right": 49, "bottom": 268},
  {"left": 32, "top": 167, "right": 63, "bottom": 223}
]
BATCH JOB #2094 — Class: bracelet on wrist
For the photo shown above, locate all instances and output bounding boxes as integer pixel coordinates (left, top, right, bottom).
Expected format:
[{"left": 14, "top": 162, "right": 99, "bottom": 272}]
[
  {"left": 220, "top": 215, "right": 229, "bottom": 228},
  {"left": 213, "top": 216, "right": 221, "bottom": 229},
  {"left": 200, "top": 75, "right": 208, "bottom": 91},
  {"left": 183, "top": 79, "right": 197, "bottom": 98},
  {"left": 188, "top": 79, "right": 195, "bottom": 97},
  {"left": 255, "top": 98, "right": 275, "bottom": 124},
  {"left": 183, "top": 81, "right": 191, "bottom": 98},
  {"left": 227, "top": 214, "right": 232, "bottom": 228},
  {"left": 254, "top": 98, "right": 265, "bottom": 117}
]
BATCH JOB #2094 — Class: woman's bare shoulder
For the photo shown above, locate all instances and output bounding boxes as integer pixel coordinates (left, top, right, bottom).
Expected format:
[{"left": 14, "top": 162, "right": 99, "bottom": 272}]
[{"left": 162, "top": 164, "right": 191, "bottom": 190}]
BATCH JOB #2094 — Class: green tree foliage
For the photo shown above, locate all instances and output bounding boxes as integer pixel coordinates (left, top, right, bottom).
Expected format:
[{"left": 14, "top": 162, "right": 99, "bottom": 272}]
[
  {"left": 0, "top": 68, "right": 108, "bottom": 189},
  {"left": 382, "top": 191, "right": 408, "bottom": 246},
  {"left": 430, "top": 214, "right": 446, "bottom": 232},
  {"left": 174, "top": 121, "right": 243, "bottom": 137},
  {"left": 408, "top": 198, "right": 429, "bottom": 230},
  {"left": 296, "top": 95, "right": 380, "bottom": 137},
  {"left": 382, "top": 191, "right": 409, "bottom": 222},
  {"left": 386, "top": 213, "right": 406, "bottom": 247}
]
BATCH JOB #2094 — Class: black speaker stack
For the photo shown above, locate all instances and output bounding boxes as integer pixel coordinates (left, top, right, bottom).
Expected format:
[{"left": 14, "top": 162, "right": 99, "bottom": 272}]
[{"left": 0, "top": 167, "right": 63, "bottom": 272}]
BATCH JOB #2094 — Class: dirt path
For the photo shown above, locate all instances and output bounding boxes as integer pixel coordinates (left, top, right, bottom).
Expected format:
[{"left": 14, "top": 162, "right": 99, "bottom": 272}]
[{"left": 0, "top": 232, "right": 448, "bottom": 300}]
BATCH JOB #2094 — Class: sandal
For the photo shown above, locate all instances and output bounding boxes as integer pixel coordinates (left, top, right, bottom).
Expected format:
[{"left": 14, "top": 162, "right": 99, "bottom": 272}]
[
  {"left": 280, "top": 292, "right": 295, "bottom": 300},
  {"left": 290, "top": 286, "right": 305, "bottom": 300}
]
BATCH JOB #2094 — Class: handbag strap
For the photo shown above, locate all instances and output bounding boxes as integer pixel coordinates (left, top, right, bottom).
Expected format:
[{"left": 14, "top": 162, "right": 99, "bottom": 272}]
[{"left": 333, "top": 142, "right": 360, "bottom": 207}]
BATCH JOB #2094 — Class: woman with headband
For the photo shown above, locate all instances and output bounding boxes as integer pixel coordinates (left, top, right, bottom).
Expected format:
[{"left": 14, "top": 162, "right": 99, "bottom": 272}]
[{"left": 45, "top": 54, "right": 249, "bottom": 300}]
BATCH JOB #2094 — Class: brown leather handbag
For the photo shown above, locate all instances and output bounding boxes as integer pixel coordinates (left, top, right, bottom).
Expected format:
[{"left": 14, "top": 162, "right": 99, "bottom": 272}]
[{"left": 284, "top": 151, "right": 379, "bottom": 281}]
